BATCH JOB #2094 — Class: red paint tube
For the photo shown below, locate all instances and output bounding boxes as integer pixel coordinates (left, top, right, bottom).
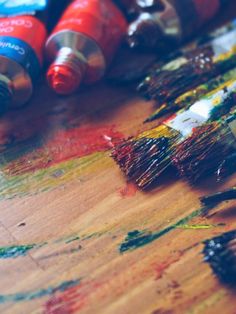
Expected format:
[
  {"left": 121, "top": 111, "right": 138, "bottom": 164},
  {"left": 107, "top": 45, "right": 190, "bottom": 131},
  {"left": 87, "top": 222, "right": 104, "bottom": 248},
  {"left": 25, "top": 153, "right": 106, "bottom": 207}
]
[
  {"left": 0, "top": 1, "right": 68, "bottom": 111},
  {"left": 46, "top": 0, "right": 127, "bottom": 95}
]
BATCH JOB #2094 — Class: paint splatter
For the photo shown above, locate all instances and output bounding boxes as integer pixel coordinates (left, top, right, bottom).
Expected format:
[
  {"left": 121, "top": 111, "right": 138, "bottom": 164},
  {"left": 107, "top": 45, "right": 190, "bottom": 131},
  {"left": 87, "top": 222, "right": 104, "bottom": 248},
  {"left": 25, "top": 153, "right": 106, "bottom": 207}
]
[
  {"left": 119, "top": 207, "right": 205, "bottom": 253},
  {"left": 0, "top": 244, "right": 37, "bottom": 258},
  {"left": 0, "top": 279, "right": 80, "bottom": 303}
]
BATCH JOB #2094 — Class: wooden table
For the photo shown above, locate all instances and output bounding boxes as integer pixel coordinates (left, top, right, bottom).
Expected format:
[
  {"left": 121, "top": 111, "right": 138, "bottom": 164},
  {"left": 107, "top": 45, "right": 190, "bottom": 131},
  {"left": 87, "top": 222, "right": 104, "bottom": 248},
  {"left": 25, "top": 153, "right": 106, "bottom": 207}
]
[{"left": 0, "top": 5, "right": 236, "bottom": 314}]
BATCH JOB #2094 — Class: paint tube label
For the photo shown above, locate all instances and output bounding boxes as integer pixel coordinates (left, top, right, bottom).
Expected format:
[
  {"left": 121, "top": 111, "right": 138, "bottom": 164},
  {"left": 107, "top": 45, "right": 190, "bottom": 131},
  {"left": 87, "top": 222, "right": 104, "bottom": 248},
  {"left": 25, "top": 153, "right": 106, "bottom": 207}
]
[
  {"left": 51, "top": 0, "right": 127, "bottom": 62},
  {"left": 0, "top": 0, "right": 47, "bottom": 17},
  {"left": 0, "top": 16, "right": 46, "bottom": 81}
]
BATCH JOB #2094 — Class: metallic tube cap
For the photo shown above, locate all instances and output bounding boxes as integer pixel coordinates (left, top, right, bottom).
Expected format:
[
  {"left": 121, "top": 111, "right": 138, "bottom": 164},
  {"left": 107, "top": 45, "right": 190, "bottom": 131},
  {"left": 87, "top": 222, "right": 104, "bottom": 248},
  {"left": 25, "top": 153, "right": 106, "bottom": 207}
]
[{"left": 0, "top": 56, "right": 33, "bottom": 109}]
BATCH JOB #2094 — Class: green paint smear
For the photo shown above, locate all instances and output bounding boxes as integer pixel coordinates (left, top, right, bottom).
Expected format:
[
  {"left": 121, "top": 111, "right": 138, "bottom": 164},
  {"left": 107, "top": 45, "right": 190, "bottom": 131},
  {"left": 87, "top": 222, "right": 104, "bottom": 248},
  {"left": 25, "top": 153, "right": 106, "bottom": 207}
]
[
  {"left": 119, "top": 207, "right": 206, "bottom": 253},
  {"left": 0, "top": 279, "right": 80, "bottom": 303},
  {"left": 176, "top": 223, "right": 226, "bottom": 230},
  {"left": 0, "top": 244, "right": 37, "bottom": 258},
  {"left": 65, "top": 236, "right": 80, "bottom": 244},
  {"left": 0, "top": 152, "right": 107, "bottom": 200}
]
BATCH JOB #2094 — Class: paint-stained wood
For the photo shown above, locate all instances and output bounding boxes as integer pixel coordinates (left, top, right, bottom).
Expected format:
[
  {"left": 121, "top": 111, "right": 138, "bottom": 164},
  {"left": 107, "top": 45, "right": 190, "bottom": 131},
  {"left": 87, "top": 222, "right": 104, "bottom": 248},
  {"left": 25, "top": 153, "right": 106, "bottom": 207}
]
[{"left": 1, "top": 5, "right": 236, "bottom": 314}]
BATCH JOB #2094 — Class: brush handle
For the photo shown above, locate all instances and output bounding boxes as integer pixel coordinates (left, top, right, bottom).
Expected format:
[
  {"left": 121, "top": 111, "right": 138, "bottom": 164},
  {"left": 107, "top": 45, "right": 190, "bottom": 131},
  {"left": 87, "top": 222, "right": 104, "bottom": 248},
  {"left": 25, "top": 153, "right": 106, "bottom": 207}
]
[{"left": 201, "top": 188, "right": 236, "bottom": 206}]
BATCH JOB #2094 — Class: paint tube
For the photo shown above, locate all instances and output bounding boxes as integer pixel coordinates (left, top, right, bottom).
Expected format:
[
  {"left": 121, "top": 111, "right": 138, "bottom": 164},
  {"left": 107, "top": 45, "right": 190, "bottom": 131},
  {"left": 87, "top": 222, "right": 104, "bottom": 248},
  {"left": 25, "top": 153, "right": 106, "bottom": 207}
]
[
  {"left": 124, "top": 0, "right": 232, "bottom": 50},
  {"left": 45, "top": 0, "right": 127, "bottom": 95},
  {"left": 0, "top": 0, "right": 67, "bottom": 111}
]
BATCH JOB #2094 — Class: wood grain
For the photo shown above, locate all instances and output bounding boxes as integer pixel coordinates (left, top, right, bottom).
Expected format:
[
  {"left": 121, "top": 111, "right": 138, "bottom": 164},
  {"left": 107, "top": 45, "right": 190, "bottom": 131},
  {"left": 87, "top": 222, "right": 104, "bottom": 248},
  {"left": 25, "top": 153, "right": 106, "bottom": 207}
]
[{"left": 0, "top": 4, "right": 236, "bottom": 313}]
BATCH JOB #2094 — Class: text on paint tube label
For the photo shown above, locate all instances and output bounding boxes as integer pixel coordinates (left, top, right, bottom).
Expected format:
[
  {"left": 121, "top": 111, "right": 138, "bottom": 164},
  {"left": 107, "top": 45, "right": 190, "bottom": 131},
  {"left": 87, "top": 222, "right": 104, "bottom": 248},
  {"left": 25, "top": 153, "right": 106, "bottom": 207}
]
[
  {"left": 0, "top": 0, "right": 47, "bottom": 16},
  {"left": 0, "top": 16, "right": 47, "bottom": 63},
  {"left": 0, "top": 36, "right": 41, "bottom": 82},
  {"left": 0, "top": 39, "right": 25, "bottom": 55},
  {"left": 0, "top": 18, "right": 34, "bottom": 33}
]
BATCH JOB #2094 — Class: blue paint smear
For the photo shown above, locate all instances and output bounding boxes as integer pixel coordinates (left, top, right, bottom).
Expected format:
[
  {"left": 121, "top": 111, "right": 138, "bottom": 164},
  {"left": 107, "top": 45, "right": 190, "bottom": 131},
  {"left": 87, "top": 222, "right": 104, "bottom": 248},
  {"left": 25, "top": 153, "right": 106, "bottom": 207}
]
[
  {"left": 0, "top": 279, "right": 80, "bottom": 303},
  {"left": 119, "top": 207, "right": 210, "bottom": 253}
]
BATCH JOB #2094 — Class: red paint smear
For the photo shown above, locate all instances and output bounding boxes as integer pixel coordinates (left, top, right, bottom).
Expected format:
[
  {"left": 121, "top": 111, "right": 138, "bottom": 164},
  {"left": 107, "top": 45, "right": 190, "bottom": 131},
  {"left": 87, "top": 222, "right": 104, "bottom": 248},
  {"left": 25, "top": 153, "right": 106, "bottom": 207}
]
[
  {"left": 119, "top": 182, "right": 138, "bottom": 198},
  {"left": 5, "top": 125, "right": 124, "bottom": 175},
  {"left": 155, "top": 253, "right": 183, "bottom": 280},
  {"left": 44, "top": 281, "right": 101, "bottom": 314}
]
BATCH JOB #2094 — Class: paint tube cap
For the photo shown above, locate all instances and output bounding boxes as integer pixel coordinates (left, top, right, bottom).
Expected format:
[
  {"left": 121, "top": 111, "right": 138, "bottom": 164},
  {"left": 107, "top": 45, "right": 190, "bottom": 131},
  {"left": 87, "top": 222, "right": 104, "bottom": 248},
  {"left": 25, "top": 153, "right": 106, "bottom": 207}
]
[
  {"left": 47, "top": 64, "right": 83, "bottom": 95},
  {"left": 47, "top": 47, "right": 86, "bottom": 95},
  {"left": 0, "top": 75, "right": 13, "bottom": 113}
]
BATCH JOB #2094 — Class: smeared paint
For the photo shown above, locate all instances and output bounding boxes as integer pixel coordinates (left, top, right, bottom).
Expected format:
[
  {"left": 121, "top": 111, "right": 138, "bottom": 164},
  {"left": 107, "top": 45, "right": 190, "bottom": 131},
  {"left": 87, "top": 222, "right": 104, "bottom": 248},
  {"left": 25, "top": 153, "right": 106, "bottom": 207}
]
[
  {"left": 0, "top": 152, "right": 112, "bottom": 199},
  {"left": 38, "top": 247, "right": 82, "bottom": 261},
  {"left": 65, "top": 236, "right": 80, "bottom": 244},
  {"left": 0, "top": 244, "right": 37, "bottom": 258},
  {"left": 0, "top": 279, "right": 80, "bottom": 303},
  {"left": 0, "top": 230, "right": 97, "bottom": 259},
  {"left": 43, "top": 281, "right": 96, "bottom": 314},
  {"left": 152, "top": 309, "right": 174, "bottom": 314},
  {"left": 155, "top": 253, "right": 183, "bottom": 280},
  {"left": 119, "top": 182, "right": 138, "bottom": 198},
  {"left": 0, "top": 122, "right": 124, "bottom": 199},
  {"left": 119, "top": 207, "right": 205, "bottom": 253},
  {"left": 176, "top": 223, "right": 226, "bottom": 230},
  {"left": 3, "top": 125, "right": 123, "bottom": 176}
]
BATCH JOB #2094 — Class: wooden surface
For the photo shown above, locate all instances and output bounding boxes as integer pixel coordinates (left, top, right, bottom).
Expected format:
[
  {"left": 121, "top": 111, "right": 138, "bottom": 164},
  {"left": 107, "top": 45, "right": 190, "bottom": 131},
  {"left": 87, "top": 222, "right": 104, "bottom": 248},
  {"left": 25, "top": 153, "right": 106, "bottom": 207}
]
[{"left": 1, "top": 6, "right": 236, "bottom": 314}]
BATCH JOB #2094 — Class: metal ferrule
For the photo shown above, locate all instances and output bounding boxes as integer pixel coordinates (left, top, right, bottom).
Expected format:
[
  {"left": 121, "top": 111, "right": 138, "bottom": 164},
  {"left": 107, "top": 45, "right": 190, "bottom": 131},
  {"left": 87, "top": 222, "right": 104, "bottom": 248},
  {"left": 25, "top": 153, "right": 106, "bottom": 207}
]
[
  {"left": 0, "top": 56, "right": 32, "bottom": 108},
  {"left": 46, "top": 30, "right": 106, "bottom": 83},
  {"left": 165, "top": 80, "right": 236, "bottom": 139}
]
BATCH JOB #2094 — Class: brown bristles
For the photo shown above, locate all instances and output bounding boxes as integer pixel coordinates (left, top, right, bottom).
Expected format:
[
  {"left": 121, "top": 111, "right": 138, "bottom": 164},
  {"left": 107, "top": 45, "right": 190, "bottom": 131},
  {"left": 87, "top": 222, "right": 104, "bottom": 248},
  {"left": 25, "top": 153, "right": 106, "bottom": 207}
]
[
  {"left": 111, "top": 130, "right": 179, "bottom": 189},
  {"left": 172, "top": 121, "right": 236, "bottom": 183}
]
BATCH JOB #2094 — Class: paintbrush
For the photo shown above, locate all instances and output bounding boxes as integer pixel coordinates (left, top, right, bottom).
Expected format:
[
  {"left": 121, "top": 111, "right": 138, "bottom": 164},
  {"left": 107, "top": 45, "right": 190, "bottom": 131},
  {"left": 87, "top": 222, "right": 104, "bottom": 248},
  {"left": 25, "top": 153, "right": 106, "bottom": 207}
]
[
  {"left": 172, "top": 110, "right": 236, "bottom": 183},
  {"left": 145, "top": 68, "right": 236, "bottom": 122},
  {"left": 108, "top": 19, "right": 236, "bottom": 85},
  {"left": 200, "top": 187, "right": 236, "bottom": 207},
  {"left": 137, "top": 27, "right": 236, "bottom": 109},
  {"left": 112, "top": 82, "right": 236, "bottom": 189},
  {"left": 203, "top": 230, "right": 236, "bottom": 285}
]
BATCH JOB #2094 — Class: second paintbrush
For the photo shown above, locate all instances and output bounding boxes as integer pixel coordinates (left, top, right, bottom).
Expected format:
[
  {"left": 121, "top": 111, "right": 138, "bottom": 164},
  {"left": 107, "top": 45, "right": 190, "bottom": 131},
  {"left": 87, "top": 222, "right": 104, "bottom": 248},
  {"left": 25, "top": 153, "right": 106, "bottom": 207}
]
[{"left": 112, "top": 79, "right": 236, "bottom": 189}]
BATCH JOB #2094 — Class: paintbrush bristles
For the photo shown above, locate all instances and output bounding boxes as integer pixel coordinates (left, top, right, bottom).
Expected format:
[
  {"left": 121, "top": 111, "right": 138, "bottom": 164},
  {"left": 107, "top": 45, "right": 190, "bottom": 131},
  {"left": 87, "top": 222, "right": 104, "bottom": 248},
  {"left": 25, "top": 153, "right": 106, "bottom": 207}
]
[
  {"left": 138, "top": 46, "right": 215, "bottom": 103},
  {"left": 112, "top": 126, "right": 179, "bottom": 189},
  {"left": 172, "top": 121, "right": 235, "bottom": 183},
  {"left": 203, "top": 230, "right": 236, "bottom": 285}
]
